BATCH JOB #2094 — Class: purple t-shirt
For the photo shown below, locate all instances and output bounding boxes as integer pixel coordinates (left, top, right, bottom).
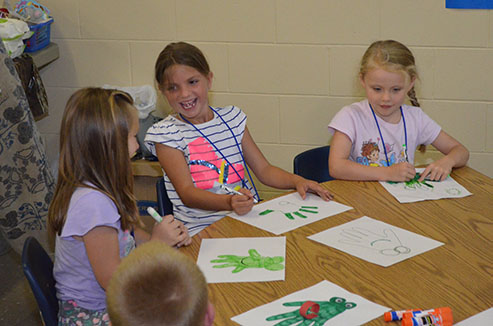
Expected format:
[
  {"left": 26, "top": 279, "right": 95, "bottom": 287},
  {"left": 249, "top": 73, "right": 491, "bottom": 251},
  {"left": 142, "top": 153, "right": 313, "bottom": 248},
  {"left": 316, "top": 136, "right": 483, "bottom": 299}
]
[
  {"left": 328, "top": 100, "right": 441, "bottom": 166},
  {"left": 53, "top": 187, "right": 135, "bottom": 311}
]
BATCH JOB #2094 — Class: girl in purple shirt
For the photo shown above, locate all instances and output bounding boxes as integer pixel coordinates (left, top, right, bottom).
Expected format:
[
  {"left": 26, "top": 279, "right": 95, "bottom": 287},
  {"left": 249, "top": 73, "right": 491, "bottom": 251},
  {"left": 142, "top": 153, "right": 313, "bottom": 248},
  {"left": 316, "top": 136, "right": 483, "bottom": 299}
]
[{"left": 48, "top": 88, "right": 191, "bottom": 325}]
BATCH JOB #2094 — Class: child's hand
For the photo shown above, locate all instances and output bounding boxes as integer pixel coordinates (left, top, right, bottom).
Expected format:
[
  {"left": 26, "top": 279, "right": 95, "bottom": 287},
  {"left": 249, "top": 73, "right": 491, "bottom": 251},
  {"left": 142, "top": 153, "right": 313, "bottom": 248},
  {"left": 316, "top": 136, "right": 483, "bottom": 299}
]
[
  {"left": 418, "top": 157, "right": 453, "bottom": 182},
  {"left": 151, "top": 215, "right": 190, "bottom": 247},
  {"left": 294, "top": 178, "right": 333, "bottom": 201},
  {"left": 230, "top": 188, "right": 254, "bottom": 215},
  {"left": 175, "top": 224, "right": 192, "bottom": 248},
  {"left": 387, "top": 162, "right": 416, "bottom": 182}
]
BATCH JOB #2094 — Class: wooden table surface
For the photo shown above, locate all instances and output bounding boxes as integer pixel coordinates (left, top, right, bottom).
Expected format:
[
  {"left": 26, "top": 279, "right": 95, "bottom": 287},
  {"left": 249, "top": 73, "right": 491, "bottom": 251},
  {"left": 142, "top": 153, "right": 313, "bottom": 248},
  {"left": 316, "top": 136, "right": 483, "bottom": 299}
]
[{"left": 179, "top": 166, "right": 493, "bottom": 325}]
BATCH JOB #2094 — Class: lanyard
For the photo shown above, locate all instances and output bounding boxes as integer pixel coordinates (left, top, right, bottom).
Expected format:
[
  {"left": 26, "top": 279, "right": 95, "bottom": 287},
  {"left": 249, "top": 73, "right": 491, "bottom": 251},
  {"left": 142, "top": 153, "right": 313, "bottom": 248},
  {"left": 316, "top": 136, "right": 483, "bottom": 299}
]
[
  {"left": 179, "top": 107, "right": 260, "bottom": 201},
  {"left": 369, "top": 104, "right": 407, "bottom": 166}
]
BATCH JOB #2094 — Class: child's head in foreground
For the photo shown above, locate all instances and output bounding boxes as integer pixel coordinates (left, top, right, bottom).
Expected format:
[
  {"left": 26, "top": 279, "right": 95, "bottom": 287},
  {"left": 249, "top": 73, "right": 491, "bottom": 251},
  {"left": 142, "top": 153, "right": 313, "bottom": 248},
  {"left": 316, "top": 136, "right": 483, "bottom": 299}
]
[
  {"left": 359, "top": 39, "right": 420, "bottom": 107},
  {"left": 107, "top": 241, "right": 214, "bottom": 326}
]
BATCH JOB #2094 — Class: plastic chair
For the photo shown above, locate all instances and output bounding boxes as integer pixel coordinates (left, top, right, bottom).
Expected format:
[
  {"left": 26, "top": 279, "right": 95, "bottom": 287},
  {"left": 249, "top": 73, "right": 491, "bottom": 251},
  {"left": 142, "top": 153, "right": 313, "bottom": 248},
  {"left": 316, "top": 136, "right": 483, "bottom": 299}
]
[
  {"left": 293, "top": 145, "right": 333, "bottom": 183},
  {"left": 22, "top": 236, "right": 58, "bottom": 326},
  {"left": 156, "top": 177, "right": 173, "bottom": 216}
]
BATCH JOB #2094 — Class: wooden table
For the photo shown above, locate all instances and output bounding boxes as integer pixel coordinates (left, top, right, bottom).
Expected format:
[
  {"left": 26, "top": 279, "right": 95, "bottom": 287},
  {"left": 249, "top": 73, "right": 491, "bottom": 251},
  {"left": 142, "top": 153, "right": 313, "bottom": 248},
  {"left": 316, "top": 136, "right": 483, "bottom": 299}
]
[{"left": 179, "top": 166, "right": 493, "bottom": 325}]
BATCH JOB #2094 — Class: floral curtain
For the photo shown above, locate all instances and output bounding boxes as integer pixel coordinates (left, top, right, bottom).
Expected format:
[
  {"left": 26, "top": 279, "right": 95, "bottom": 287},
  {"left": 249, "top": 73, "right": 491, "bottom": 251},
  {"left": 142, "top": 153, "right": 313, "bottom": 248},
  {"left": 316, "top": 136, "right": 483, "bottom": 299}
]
[{"left": 0, "top": 41, "right": 54, "bottom": 254}]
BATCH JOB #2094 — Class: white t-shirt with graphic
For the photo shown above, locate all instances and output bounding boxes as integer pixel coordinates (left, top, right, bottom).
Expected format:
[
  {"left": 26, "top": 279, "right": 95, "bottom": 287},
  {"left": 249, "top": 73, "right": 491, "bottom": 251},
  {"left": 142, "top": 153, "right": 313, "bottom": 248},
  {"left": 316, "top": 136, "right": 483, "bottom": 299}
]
[{"left": 328, "top": 100, "right": 441, "bottom": 166}]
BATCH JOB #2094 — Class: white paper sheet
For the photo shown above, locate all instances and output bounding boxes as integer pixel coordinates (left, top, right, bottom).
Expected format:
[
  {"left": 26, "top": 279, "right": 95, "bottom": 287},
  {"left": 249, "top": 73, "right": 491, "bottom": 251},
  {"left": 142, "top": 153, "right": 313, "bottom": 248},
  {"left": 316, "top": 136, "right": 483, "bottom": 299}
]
[
  {"left": 196, "top": 237, "right": 286, "bottom": 283},
  {"left": 308, "top": 216, "right": 444, "bottom": 267},
  {"left": 455, "top": 308, "right": 493, "bottom": 325},
  {"left": 379, "top": 168, "right": 472, "bottom": 203},
  {"left": 228, "top": 192, "right": 352, "bottom": 235},
  {"left": 231, "top": 280, "right": 390, "bottom": 326}
]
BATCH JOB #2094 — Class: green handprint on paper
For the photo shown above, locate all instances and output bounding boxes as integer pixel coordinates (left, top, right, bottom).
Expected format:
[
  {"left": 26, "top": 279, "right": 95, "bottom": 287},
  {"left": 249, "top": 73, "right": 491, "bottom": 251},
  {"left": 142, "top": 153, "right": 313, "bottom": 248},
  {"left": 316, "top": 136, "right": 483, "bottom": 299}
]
[
  {"left": 259, "top": 201, "right": 319, "bottom": 220},
  {"left": 388, "top": 173, "right": 434, "bottom": 190},
  {"left": 266, "top": 297, "right": 356, "bottom": 325},
  {"left": 210, "top": 249, "right": 284, "bottom": 273}
]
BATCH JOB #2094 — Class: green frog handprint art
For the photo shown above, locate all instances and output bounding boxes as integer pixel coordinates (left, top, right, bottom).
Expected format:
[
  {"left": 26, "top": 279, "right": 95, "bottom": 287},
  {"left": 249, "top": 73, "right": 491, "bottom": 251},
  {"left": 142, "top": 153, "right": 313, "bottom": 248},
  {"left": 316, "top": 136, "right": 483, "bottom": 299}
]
[
  {"left": 266, "top": 297, "right": 356, "bottom": 325},
  {"left": 210, "top": 249, "right": 284, "bottom": 273}
]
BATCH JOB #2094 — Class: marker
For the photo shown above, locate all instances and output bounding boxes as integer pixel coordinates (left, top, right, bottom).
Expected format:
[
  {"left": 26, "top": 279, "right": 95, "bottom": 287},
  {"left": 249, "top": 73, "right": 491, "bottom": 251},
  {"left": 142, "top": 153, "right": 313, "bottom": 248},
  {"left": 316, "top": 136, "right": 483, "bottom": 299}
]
[
  {"left": 219, "top": 184, "right": 258, "bottom": 203},
  {"left": 147, "top": 207, "right": 163, "bottom": 223},
  {"left": 403, "top": 144, "right": 409, "bottom": 162}
]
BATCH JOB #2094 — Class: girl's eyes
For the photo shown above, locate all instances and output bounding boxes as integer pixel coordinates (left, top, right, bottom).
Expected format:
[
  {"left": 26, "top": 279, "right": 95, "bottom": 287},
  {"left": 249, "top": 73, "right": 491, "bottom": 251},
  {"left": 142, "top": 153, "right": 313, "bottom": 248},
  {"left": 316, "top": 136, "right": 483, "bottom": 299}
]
[
  {"left": 166, "top": 85, "right": 177, "bottom": 92},
  {"left": 189, "top": 79, "right": 198, "bottom": 85},
  {"left": 372, "top": 87, "right": 381, "bottom": 92},
  {"left": 392, "top": 88, "right": 402, "bottom": 92}
]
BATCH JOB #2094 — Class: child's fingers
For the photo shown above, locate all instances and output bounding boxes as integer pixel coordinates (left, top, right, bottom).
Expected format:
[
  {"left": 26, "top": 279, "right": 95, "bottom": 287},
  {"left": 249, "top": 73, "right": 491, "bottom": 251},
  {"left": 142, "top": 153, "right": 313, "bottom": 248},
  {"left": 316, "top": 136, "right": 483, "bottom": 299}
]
[
  {"left": 237, "top": 188, "right": 254, "bottom": 201},
  {"left": 161, "top": 214, "right": 175, "bottom": 224}
]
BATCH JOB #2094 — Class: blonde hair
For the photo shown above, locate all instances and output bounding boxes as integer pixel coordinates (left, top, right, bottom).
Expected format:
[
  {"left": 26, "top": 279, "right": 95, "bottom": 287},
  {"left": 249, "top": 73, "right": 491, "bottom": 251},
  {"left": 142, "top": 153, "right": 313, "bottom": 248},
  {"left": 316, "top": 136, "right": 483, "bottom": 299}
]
[
  {"left": 107, "top": 241, "right": 208, "bottom": 326},
  {"left": 48, "top": 88, "right": 140, "bottom": 235},
  {"left": 360, "top": 40, "right": 420, "bottom": 107},
  {"left": 360, "top": 40, "right": 426, "bottom": 152}
]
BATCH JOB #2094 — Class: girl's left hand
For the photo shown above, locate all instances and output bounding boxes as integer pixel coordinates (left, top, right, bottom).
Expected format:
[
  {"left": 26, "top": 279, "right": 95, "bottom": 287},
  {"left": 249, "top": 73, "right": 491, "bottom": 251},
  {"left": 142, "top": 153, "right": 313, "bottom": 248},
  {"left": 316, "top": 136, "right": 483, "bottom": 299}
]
[
  {"left": 418, "top": 157, "right": 453, "bottom": 182},
  {"left": 295, "top": 178, "right": 333, "bottom": 201},
  {"left": 151, "top": 215, "right": 191, "bottom": 247}
]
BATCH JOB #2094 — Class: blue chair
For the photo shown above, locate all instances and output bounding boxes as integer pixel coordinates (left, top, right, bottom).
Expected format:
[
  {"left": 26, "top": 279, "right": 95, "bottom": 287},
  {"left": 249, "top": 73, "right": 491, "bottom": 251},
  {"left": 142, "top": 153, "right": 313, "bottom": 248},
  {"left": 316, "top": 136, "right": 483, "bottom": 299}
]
[
  {"left": 293, "top": 145, "right": 333, "bottom": 183},
  {"left": 22, "top": 236, "right": 58, "bottom": 326},
  {"left": 156, "top": 177, "right": 173, "bottom": 216}
]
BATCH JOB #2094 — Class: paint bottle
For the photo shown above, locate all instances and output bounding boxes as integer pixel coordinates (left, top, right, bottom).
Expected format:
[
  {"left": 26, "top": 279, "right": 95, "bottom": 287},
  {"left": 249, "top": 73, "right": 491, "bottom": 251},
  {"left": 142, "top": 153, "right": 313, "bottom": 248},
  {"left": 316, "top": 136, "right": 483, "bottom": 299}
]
[
  {"left": 402, "top": 307, "right": 453, "bottom": 326},
  {"left": 384, "top": 309, "right": 423, "bottom": 322}
]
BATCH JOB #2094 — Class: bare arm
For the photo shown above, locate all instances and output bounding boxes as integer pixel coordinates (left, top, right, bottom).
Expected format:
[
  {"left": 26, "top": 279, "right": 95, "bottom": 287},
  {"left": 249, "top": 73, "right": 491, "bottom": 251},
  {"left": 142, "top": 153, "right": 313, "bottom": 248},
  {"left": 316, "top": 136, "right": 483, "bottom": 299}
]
[
  {"left": 242, "top": 127, "right": 332, "bottom": 200},
  {"left": 155, "top": 143, "right": 254, "bottom": 214},
  {"left": 83, "top": 226, "right": 120, "bottom": 290},
  {"left": 329, "top": 130, "right": 416, "bottom": 182},
  {"left": 418, "top": 130, "right": 469, "bottom": 181}
]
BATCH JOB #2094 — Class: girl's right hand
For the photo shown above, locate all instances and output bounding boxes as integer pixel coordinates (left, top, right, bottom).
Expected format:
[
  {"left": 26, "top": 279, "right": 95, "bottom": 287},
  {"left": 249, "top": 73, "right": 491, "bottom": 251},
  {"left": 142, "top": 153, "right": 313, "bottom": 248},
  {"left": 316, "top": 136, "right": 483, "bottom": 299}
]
[
  {"left": 230, "top": 188, "right": 254, "bottom": 215},
  {"left": 151, "top": 215, "right": 191, "bottom": 247},
  {"left": 387, "top": 162, "right": 416, "bottom": 182}
]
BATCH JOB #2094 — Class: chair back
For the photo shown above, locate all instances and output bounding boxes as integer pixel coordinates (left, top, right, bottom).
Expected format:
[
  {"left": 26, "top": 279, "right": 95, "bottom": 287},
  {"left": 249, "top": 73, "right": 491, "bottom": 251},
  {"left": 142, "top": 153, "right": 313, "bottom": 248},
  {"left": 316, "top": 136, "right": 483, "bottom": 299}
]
[
  {"left": 293, "top": 145, "right": 333, "bottom": 183},
  {"left": 156, "top": 177, "right": 173, "bottom": 216},
  {"left": 22, "top": 236, "right": 58, "bottom": 326}
]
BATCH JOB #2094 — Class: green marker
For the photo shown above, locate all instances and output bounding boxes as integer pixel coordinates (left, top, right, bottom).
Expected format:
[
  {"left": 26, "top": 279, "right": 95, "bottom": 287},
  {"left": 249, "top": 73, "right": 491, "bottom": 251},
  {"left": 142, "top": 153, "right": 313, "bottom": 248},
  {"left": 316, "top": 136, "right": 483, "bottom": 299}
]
[{"left": 147, "top": 207, "right": 163, "bottom": 223}]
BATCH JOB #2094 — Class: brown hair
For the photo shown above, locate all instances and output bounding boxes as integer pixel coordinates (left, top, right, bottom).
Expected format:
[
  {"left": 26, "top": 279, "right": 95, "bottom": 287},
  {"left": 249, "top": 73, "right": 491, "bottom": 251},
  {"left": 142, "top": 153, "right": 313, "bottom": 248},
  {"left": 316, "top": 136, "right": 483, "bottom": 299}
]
[
  {"left": 155, "top": 42, "right": 210, "bottom": 88},
  {"left": 107, "top": 241, "right": 209, "bottom": 326},
  {"left": 360, "top": 40, "right": 420, "bottom": 107},
  {"left": 48, "top": 88, "right": 140, "bottom": 235}
]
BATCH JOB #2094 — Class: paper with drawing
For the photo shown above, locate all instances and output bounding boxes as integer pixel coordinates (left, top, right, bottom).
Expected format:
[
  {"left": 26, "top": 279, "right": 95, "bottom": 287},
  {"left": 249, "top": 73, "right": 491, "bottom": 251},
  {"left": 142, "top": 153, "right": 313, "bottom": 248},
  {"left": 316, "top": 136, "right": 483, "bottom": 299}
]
[
  {"left": 229, "top": 192, "right": 352, "bottom": 235},
  {"left": 231, "top": 280, "right": 390, "bottom": 326},
  {"left": 308, "top": 216, "right": 444, "bottom": 267},
  {"left": 196, "top": 237, "right": 286, "bottom": 283},
  {"left": 379, "top": 168, "right": 471, "bottom": 203}
]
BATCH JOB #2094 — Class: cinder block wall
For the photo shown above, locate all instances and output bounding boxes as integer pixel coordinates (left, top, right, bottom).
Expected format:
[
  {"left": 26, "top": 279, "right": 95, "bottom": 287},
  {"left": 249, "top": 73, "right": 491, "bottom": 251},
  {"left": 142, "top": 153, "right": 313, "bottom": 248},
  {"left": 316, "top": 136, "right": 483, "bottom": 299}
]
[{"left": 37, "top": 0, "right": 493, "bottom": 198}]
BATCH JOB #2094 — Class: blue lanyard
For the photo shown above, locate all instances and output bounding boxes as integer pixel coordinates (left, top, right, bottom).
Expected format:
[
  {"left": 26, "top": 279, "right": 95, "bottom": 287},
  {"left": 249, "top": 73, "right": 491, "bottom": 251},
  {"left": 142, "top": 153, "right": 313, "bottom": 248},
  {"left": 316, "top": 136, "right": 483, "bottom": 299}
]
[
  {"left": 179, "top": 107, "right": 260, "bottom": 201},
  {"left": 369, "top": 104, "right": 407, "bottom": 166}
]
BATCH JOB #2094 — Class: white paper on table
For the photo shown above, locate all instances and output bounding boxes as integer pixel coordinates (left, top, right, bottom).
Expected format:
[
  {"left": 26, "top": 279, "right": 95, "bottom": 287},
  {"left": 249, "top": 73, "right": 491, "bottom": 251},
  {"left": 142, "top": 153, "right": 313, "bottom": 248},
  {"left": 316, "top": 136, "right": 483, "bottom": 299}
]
[
  {"left": 379, "top": 168, "right": 472, "bottom": 203},
  {"left": 228, "top": 192, "right": 352, "bottom": 235},
  {"left": 454, "top": 307, "right": 493, "bottom": 325},
  {"left": 196, "top": 237, "right": 286, "bottom": 283},
  {"left": 308, "top": 216, "right": 444, "bottom": 267},
  {"left": 231, "top": 280, "right": 390, "bottom": 326}
]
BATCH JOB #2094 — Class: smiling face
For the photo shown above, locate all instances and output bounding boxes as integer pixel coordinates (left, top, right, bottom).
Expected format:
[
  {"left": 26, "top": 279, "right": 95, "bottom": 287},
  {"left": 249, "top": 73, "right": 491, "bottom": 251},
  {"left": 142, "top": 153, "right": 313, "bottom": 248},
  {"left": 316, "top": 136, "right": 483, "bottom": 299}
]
[
  {"left": 360, "top": 67, "right": 415, "bottom": 124},
  {"left": 161, "top": 64, "right": 213, "bottom": 124}
]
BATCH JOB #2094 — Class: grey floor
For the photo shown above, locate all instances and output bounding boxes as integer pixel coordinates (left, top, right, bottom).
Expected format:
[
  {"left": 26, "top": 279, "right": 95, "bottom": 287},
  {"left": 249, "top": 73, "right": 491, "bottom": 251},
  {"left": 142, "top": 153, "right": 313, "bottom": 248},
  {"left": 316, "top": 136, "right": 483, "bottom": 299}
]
[{"left": 0, "top": 246, "right": 42, "bottom": 325}]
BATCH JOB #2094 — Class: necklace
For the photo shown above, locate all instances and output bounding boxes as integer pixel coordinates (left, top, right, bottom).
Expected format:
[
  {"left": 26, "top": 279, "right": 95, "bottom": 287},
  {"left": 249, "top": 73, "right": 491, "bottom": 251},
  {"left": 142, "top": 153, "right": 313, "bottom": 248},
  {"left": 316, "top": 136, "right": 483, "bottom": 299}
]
[
  {"left": 369, "top": 104, "right": 408, "bottom": 166},
  {"left": 179, "top": 107, "right": 260, "bottom": 201}
]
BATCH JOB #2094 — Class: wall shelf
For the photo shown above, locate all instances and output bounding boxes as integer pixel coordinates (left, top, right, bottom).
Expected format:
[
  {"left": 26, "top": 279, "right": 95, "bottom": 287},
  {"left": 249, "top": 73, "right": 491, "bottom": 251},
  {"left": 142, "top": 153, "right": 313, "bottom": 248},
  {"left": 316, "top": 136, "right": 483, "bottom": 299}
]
[{"left": 27, "top": 42, "right": 59, "bottom": 69}]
